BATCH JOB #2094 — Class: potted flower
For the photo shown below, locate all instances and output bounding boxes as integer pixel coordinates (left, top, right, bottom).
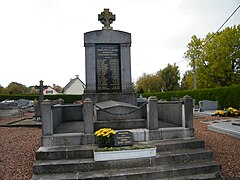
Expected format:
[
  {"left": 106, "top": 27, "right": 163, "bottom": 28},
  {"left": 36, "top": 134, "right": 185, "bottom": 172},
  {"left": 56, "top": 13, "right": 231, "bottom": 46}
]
[
  {"left": 93, "top": 145, "right": 157, "bottom": 161},
  {"left": 214, "top": 110, "right": 225, "bottom": 117},
  {"left": 226, "top": 107, "right": 239, "bottom": 117},
  {"left": 95, "top": 128, "right": 116, "bottom": 148},
  {"left": 94, "top": 128, "right": 157, "bottom": 161}
]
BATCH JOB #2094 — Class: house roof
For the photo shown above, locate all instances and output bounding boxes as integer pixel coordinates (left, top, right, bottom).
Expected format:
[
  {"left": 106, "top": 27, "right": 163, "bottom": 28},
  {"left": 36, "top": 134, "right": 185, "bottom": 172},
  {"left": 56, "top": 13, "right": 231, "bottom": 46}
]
[{"left": 63, "top": 76, "right": 85, "bottom": 92}]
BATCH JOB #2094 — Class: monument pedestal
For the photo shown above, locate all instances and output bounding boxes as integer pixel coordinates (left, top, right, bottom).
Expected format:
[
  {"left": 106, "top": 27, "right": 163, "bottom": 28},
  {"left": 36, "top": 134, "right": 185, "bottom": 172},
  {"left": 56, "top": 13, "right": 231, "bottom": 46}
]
[
  {"left": 82, "top": 92, "right": 137, "bottom": 105},
  {"left": 84, "top": 29, "right": 134, "bottom": 105}
]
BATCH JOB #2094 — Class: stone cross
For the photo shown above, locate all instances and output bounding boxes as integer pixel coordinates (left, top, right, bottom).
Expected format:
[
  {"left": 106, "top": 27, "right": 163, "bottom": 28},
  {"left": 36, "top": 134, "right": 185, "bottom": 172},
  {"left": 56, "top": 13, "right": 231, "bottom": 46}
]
[{"left": 98, "top": 8, "right": 115, "bottom": 30}]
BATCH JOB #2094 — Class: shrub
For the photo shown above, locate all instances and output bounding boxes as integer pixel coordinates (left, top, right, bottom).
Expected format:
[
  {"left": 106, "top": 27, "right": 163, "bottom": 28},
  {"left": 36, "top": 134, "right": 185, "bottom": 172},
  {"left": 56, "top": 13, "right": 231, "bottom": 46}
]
[
  {"left": 0, "top": 94, "right": 82, "bottom": 104},
  {"left": 140, "top": 85, "right": 240, "bottom": 109}
]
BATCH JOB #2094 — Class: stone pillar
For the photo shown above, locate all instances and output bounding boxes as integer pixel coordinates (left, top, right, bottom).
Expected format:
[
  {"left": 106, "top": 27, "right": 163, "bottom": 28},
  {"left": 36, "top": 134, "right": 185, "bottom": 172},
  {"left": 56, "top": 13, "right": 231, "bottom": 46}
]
[
  {"left": 39, "top": 80, "right": 44, "bottom": 102},
  {"left": 183, "top": 95, "right": 193, "bottom": 128},
  {"left": 147, "top": 96, "right": 158, "bottom": 130},
  {"left": 83, "top": 98, "right": 94, "bottom": 134},
  {"left": 36, "top": 80, "right": 44, "bottom": 118},
  {"left": 41, "top": 100, "right": 53, "bottom": 136}
]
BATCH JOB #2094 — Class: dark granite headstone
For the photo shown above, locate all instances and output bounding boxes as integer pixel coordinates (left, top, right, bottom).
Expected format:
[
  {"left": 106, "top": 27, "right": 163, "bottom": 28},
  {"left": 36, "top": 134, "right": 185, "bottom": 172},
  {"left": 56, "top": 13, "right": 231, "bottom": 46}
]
[{"left": 114, "top": 131, "right": 134, "bottom": 147}]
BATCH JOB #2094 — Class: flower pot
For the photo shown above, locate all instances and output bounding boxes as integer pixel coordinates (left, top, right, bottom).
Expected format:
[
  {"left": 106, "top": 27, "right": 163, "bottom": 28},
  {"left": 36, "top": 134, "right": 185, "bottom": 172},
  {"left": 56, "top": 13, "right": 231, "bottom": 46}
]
[
  {"left": 98, "top": 141, "right": 114, "bottom": 148},
  {"left": 94, "top": 147, "right": 156, "bottom": 161}
]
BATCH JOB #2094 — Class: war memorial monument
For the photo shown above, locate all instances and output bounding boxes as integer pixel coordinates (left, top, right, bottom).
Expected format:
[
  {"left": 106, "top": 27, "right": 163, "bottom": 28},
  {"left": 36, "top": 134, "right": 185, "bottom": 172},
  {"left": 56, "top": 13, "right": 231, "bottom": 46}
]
[{"left": 32, "top": 9, "right": 221, "bottom": 179}]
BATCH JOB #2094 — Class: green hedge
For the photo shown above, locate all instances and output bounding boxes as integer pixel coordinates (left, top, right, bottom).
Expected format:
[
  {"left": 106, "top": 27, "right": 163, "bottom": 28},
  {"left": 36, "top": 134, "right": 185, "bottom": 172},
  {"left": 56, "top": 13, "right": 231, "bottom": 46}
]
[
  {"left": 140, "top": 85, "right": 240, "bottom": 109},
  {"left": 1, "top": 85, "right": 239, "bottom": 108},
  {"left": 0, "top": 94, "right": 82, "bottom": 104}
]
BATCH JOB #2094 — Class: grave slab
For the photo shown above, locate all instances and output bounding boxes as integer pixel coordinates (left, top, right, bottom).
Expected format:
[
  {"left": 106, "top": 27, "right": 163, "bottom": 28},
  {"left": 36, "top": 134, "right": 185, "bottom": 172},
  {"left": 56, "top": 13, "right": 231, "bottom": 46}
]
[{"left": 208, "top": 119, "right": 240, "bottom": 139}]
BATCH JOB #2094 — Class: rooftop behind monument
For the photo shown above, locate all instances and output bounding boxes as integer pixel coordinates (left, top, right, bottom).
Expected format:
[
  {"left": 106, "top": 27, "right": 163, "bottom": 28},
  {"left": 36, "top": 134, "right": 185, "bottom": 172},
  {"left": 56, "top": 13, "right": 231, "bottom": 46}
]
[{"left": 32, "top": 9, "right": 221, "bottom": 179}]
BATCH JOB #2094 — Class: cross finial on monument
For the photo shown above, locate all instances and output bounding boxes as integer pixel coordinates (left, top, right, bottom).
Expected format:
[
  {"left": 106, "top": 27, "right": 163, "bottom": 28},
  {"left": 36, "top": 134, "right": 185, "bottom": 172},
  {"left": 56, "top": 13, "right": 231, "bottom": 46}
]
[{"left": 98, "top": 8, "right": 115, "bottom": 30}]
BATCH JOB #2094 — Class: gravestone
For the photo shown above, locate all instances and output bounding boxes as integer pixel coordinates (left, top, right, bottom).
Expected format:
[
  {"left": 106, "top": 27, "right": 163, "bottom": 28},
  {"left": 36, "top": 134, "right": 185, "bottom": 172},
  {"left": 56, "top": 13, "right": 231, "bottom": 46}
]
[
  {"left": 199, "top": 100, "right": 218, "bottom": 111},
  {"left": 83, "top": 8, "right": 136, "bottom": 105},
  {"left": 114, "top": 131, "right": 134, "bottom": 147},
  {"left": 34, "top": 80, "right": 46, "bottom": 119}
]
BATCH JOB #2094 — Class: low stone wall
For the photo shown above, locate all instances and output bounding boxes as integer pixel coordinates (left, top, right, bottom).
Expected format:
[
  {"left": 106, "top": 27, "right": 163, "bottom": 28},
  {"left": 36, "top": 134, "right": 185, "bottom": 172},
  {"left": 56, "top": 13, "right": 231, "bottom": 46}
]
[
  {"left": 62, "top": 104, "right": 83, "bottom": 121},
  {"left": 157, "top": 101, "right": 183, "bottom": 126},
  {"left": 0, "top": 107, "right": 22, "bottom": 117},
  {"left": 52, "top": 104, "right": 83, "bottom": 130},
  {"left": 52, "top": 105, "right": 63, "bottom": 131}
]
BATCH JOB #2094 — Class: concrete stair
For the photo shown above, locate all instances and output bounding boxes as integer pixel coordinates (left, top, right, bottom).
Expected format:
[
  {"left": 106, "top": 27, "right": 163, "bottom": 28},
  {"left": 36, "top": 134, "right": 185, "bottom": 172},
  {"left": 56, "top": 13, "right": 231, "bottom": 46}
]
[{"left": 32, "top": 138, "right": 221, "bottom": 180}]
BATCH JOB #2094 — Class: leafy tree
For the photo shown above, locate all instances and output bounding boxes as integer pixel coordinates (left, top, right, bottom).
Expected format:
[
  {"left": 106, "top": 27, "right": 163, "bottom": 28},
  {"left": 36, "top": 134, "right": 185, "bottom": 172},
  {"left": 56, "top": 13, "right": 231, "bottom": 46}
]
[
  {"left": 159, "top": 63, "right": 180, "bottom": 92},
  {"left": 5, "top": 82, "right": 30, "bottom": 94},
  {"left": 30, "top": 87, "right": 39, "bottom": 94},
  {"left": 181, "top": 70, "right": 194, "bottom": 90},
  {"left": 135, "top": 64, "right": 180, "bottom": 93},
  {"left": 184, "top": 25, "right": 240, "bottom": 89},
  {"left": 0, "top": 84, "right": 3, "bottom": 94},
  {"left": 53, "top": 85, "right": 63, "bottom": 93},
  {"left": 135, "top": 73, "right": 163, "bottom": 93}
]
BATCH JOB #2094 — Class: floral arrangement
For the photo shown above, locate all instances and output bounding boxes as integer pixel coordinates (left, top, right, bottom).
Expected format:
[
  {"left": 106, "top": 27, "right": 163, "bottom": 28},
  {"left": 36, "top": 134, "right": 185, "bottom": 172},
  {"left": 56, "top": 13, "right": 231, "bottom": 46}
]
[
  {"left": 214, "top": 110, "right": 225, "bottom": 117},
  {"left": 226, "top": 107, "right": 239, "bottom": 117},
  {"left": 214, "top": 107, "right": 239, "bottom": 117},
  {"left": 95, "top": 128, "right": 116, "bottom": 147}
]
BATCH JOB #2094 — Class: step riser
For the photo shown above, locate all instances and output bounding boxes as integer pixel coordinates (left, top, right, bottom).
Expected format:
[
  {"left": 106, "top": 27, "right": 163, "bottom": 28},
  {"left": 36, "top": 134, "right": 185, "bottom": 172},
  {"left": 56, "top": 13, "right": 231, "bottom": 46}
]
[
  {"left": 115, "top": 166, "right": 218, "bottom": 180},
  {"left": 155, "top": 140, "right": 204, "bottom": 152},
  {"left": 37, "top": 139, "right": 204, "bottom": 160},
  {"left": 33, "top": 151, "right": 213, "bottom": 174},
  {"left": 42, "top": 134, "right": 96, "bottom": 146},
  {"left": 80, "top": 164, "right": 220, "bottom": 180},
  {"left": 32, "top": 164, "right": 220, "bottom": 180},
  {"left": 37, "top": 149, "right": 93, "bottom": 160}
]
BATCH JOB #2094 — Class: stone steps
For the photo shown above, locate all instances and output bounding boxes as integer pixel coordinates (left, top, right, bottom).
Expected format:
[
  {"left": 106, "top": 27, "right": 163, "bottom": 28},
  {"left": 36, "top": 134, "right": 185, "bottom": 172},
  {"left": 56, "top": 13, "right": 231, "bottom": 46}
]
[
  {"left": 139, "top": 138, "right": 205, "bottom": 151},
  {"left": 158, "top": 173, "right": 220, "bottom": 180},
  {"left": 36, "top": 144, "right": 97, "bottom": 160},
  {"left": 33, "top": 148, "right": 213, "bottom": 174},
  {"left": 37, "top": 138, "right": 204, "bottom": 160},
  {"left": 32, "top": 138, "right": 221, "bottom": 179},
  {"left": 42, "top": 133, "right": 96, "bottom": 146},
  {"left": 32, "top": 161, "right": 220, "bottom": 180}
]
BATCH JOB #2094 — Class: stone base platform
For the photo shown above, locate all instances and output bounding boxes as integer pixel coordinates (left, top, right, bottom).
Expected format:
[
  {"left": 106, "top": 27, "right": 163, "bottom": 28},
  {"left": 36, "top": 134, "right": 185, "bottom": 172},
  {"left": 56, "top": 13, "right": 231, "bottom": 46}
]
[
  {"left": 32, "top": 138, "right": 221, "bottom": 180},
  {"left": 82, "top": 92, "right": 137, "bottom": 105},
  {"left": 43, "top": 125, "right": 193, "bottom": 146}
]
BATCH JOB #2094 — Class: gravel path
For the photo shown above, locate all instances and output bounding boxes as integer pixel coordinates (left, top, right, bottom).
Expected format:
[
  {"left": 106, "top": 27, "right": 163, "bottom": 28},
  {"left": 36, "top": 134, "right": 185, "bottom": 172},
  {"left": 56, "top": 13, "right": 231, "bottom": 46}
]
[
  {"left": 0, "top": 115, "right": 239, "bottom": 179},
  {"left": 194, "top": 115, "right": 240, "bottom": 178},
  {"left": 0, "top": 127, "right": 41, "bottom": 180}
]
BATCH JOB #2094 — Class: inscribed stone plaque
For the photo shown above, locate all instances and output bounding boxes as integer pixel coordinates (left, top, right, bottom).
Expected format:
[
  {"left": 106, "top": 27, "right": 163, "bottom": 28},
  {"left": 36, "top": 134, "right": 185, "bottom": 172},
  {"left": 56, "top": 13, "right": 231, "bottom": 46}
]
[
  {"left": 96, "top": 44, "right": 121, "bottom": 93},
  {"left": 114, "top": 131, "right": 134, "bottom": 147}
]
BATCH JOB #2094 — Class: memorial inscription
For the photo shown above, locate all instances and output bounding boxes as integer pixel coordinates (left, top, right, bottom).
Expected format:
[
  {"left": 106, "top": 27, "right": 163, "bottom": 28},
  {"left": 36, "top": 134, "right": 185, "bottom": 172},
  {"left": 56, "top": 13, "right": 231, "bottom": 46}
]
[
  {"left": 96, "top": 44, "right": 121, "bottom": 93},
  {"left": 114, "top": 131, "right": 134, "bottom": 147}
]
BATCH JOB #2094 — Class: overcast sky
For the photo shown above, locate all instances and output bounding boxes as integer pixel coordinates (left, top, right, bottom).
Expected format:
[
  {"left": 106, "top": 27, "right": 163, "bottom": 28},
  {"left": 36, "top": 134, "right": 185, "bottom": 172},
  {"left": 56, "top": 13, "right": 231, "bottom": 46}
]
[{"left": 0, "top": 0, "right": 239, "bottom": 88}]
